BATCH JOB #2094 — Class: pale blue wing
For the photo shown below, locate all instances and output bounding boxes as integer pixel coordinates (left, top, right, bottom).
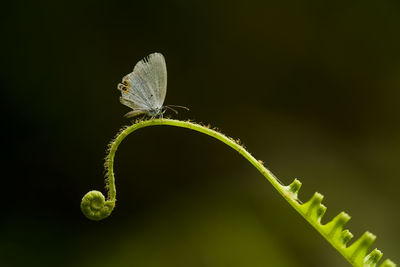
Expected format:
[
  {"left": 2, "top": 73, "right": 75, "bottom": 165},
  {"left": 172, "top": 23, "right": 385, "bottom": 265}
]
[{"left": 118, "top": 53, "right": 167, "bottom": 110}]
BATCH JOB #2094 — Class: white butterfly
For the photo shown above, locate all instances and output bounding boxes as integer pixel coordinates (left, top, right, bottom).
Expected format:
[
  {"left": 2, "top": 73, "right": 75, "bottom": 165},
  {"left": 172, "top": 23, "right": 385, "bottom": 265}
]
[{"left": 117, "top": 52, "right": 187, "bottom": 118}]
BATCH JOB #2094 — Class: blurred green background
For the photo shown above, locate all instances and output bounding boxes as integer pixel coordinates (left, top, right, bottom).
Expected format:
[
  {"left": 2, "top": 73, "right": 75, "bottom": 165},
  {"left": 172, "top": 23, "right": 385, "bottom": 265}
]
[{"left": 2, "top": 0, "right": 399, "bottom": 266}]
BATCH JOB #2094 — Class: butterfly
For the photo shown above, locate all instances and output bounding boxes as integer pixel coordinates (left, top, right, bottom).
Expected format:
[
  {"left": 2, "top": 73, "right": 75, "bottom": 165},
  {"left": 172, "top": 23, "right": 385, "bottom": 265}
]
[{"left": 117, "top": 52, "right": 188, "bottom": 118}]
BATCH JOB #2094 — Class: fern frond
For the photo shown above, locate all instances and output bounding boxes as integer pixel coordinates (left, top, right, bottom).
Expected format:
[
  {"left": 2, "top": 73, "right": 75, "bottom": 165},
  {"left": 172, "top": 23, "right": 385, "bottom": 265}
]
[{"left": 81, "top": 119, "right": 396, "bottom": 266}]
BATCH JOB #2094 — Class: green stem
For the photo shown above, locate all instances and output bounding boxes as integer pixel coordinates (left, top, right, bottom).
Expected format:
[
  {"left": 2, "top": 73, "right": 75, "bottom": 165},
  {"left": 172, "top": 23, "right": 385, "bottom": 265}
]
[{"left": 81, "top": 118, "right": 396, "bottom": 267}]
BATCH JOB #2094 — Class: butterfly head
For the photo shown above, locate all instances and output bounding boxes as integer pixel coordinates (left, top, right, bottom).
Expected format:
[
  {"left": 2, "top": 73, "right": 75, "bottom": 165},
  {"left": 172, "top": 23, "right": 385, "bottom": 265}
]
[{"left": 147, "top": 106, "right": 166, "bottom": 117}]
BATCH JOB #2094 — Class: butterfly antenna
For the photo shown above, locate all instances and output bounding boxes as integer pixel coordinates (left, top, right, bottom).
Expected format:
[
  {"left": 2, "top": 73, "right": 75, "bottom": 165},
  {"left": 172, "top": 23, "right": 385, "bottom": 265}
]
[
  {"left": 165, "top": 105, "right": 190, "bottom": 111},
  {"left": 165, "top": 106, "right": 179, "bottom": 114}
]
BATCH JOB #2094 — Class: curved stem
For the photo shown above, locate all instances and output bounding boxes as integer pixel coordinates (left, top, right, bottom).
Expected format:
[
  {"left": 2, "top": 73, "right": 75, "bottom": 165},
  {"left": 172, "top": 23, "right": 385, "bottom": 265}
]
[
  {"left": 116, "top": 119, "right": 285, "bottom": 202},
  {"left": 80, "top": 118, "right": 396, "bottom": 267}
]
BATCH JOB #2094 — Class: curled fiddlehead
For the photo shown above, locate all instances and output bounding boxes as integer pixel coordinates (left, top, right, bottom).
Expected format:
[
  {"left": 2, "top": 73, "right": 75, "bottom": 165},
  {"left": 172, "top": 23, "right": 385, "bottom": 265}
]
[
  {"left": 80, "top": 190, "right": 115, "bottom": 221},
  {"left": 81, "top": 118, "right": 396, "bottom": 267}
]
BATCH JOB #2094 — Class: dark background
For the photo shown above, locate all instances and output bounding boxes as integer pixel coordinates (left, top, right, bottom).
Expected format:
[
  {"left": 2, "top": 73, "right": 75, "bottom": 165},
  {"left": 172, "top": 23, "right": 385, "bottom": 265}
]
[{"left": 2, "top": 0, "right": 399, "bottom": 266}]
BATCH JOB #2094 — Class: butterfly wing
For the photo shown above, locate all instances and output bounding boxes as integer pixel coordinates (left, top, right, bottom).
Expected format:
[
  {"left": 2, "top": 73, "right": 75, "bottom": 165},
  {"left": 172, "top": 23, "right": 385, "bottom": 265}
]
[
  {"left": 118, "top": 53, "right": 167, "bottom": 112},
  {"left": 119, "top": 97, "right": 146, "bottom": 117}
]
